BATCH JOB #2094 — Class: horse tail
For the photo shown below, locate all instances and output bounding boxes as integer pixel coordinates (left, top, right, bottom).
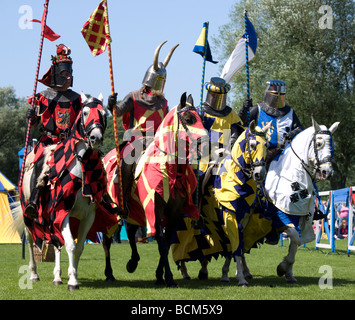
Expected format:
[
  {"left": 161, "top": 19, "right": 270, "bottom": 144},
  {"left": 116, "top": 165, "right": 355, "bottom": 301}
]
[{"left": 3, "top": 201, "right": 25, "bottom": 240}]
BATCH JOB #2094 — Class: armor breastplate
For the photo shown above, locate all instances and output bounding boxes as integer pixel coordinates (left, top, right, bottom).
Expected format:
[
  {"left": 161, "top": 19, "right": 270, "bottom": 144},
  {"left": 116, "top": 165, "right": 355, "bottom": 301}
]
[
  {"left": 122, "top": 90, "right": 168, "bottom": 134},
  {"left": 257, "top": 104, "right": 293, "bottom": 148},
  {"left": 37, "top": 88, "right": 81, "bottom": 135}
]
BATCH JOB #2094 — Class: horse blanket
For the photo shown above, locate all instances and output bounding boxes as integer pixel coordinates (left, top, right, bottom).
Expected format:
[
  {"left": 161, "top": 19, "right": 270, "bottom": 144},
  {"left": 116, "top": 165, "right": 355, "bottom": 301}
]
[{"left": 23, "top": 121, "right": 118, "bottom": 249}]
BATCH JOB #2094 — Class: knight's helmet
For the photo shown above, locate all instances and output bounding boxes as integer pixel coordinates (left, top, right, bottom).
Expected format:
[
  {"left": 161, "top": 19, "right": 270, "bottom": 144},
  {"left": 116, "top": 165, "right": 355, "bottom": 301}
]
[
  {"left": 39, "top": 44, "right": 73, "bottom": 88},
  {"left": 142, "top": 41, "right": 179, "bottom": 92},
  {"left": 204, "top": 77, "right": 231, "bottom": 111},
  {"left": 263, "top": 79, "right": 286, "bottom": 109}
]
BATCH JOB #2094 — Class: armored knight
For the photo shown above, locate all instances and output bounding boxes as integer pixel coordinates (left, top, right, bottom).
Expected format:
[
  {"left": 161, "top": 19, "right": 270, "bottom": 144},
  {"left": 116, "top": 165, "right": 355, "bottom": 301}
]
[
  {"left": 198, "top": 77, "right": 245, "bottom": 174},
  {"left": 25, "top": 44, "right": 82, "bottom": 217},
  {"left": 239, "top": 80, "right": 304, "bottom": 165},
  {"left": 106, "top": 41, "right": 179, "bottom": 209}
]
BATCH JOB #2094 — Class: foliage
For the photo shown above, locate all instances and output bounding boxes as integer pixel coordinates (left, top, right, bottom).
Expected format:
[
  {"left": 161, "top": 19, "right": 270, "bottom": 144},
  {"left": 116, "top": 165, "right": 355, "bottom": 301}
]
[
  {"left": 213, "top": 0, "right": 355, "bottom": 189},
  {"left": 0, "top": 87, "right": 28, "bottom": 183},
  {"left": 0, "top": 241, "right": 354, "bottom": 300}
]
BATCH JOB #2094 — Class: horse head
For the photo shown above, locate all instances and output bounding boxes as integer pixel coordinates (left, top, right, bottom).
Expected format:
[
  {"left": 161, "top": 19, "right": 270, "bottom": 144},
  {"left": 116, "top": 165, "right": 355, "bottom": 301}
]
[
  {"left": 241, "top": 120, "right": 271, "bottom": 183},
  {"left": 176, "top": 92, "right": 209, "bottom": 161},
  {"left": 311, "top": 117, "right": 339, "bottom": 180},
  {"left": 80, "top": 92, "right": 107, "bottom": 150}
]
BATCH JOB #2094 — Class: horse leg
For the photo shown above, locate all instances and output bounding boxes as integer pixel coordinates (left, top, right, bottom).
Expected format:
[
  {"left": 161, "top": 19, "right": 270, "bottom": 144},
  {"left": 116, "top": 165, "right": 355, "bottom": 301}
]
[
  {"left": 241, "top": 254, "right": 253, "bottom": 280},
  {"left": 52, "top": 246, "right": 62, "bottom": 285},
  {"left": 154, "top": 207, "right": 177, "bottom": 288},
  {"left": 25, "top": 228, "right": 40, "bottom": 282},
  {"left": 235, "top": 255, "right": 249, "bottom": 287},
  {"left": 221, "top": 257, "right": 231, "bottom": 282},
  {"left": 103, "top": 234, "right": 115, "bottom": 281},
  {"left": 198, "top": 259, "right": 209, "bottom": 280},
  {"left": 61, "top": 215, "right": 79, "bottom": 291},
  {"left": 235, "top": 253, "right": 253, "bottom": 281},
  {"left": 73, "top": 210, "right": 96, "bottom": 278},
  {"left": 277, "top": 227, "right": 299, "bottom": 283},
  {"left": 179, "top": 262, "right": 191, "bottom": 280},
  {"left": 126, "top": 223, "right": 140, "bottom": 273}
]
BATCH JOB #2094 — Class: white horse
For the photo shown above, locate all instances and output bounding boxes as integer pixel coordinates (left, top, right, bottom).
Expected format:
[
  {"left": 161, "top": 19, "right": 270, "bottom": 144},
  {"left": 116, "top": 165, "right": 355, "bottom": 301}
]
[
  {"left": 224, "top": 117, "right": 339, "bottom": 284},
  {"left": 14, "top": 93, "right": 111, "bottom": 290}
]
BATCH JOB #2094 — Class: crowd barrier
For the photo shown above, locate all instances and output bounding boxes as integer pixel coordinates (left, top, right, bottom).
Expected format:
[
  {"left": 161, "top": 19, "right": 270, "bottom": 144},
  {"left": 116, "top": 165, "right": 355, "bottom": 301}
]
[{"left": 315, "top": 187, "right": 354, "bottom": 254}]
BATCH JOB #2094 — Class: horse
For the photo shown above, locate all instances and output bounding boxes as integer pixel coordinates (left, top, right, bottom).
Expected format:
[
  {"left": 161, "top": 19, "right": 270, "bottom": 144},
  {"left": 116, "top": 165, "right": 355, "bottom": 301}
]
[
  {"left": 175, "top": 120, "right": 271, "bottom": 286},
  {"left": 13, "top": 93, "right": 118, "bottom": 290},
  {"left": 102, "top": 92, "right": 209, "bottom": 287},
  {"left": 221, "top": 117, "right": 340, "bottom": 285}
]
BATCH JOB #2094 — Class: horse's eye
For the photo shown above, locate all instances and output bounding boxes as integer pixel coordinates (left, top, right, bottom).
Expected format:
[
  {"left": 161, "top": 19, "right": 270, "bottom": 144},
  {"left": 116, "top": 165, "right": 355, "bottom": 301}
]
[{"left": 249, "top": 140, "right": 257, "bottom": 149}]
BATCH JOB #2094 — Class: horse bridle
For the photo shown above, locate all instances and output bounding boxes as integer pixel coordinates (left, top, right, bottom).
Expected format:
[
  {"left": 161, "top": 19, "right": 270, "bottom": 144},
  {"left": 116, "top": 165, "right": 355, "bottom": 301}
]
[
  {"left": 232, "top": 129, "right": 266, "bottom": 179},
  {"left": 156, "top": 105, "right": 207, "bottom": 160},
  {"left": 290, "top": 129, "right": 333, "bottom": 180},
  {"left": 79, "top": 98, "right": 107, "bottom": 147}
]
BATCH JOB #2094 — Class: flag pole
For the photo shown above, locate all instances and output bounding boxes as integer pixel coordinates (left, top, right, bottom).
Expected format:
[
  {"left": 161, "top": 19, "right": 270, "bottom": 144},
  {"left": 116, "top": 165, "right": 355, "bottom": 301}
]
[
  {"left": 103, "top": 0, "right": 124, "bottom": 209},
  {"left": 199, "top": 21, "right": 209, "bottom": 107},
  {"left": 19, "top": 0, "right": 50, "bottom": 188},
  {"left": 244, "top": 10, "right": 250, "bottom": 126},
  {"left": 195, "top": 22, "right": 209, "bottom": 209}
]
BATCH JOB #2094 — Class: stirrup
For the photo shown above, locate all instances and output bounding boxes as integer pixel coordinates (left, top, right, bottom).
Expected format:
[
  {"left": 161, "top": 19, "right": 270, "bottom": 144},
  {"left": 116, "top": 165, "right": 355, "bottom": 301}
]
[{"left": 24, "top": 203, "right": 38, "bottom": 219}]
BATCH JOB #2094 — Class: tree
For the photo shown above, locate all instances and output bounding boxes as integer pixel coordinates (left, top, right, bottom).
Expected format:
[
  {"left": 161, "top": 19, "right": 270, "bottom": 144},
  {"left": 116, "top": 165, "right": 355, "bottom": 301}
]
[
  {"left": 0, "top": 87, "right": 28, "bottom": 183},
  {"left": 214, "top": 0, "right": 355, "bottom": 189}
]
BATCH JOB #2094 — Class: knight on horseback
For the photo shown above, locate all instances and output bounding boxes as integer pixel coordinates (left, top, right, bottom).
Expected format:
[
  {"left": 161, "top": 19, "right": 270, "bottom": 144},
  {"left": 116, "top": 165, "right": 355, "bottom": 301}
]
[
  {"left": 198, "top": 77, "right": 245, "bottom": 174},
  {"left": 24, "top": 44, "right": 82, "bottom": 218},
  {"left": 106, "top": 41, "right": 179, "bottom": 210},
  {"left": 239, "top": 80, "right": 304, "bottom": 167}
]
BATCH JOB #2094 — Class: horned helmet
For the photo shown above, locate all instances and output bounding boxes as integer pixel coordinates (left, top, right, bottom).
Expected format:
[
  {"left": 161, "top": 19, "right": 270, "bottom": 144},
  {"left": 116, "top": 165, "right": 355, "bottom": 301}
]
[
  {"left": 142, "top": 41, "right": 179, "bottom": 92},
  {"left": 263, "top": 79, "right": 286, "bottom": 109}
]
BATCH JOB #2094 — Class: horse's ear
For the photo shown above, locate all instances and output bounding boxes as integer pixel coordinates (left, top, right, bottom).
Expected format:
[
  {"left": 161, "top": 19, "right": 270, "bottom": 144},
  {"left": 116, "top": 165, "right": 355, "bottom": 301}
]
[
  {"left": 81, "top": 91, "right": 88, "bottom": 104},
  {"left": 249, "top": 120, "right": 256, "bottom": 134},
  {"left": 180, "top": 92, "right": 187, "bottom": 110},
  {"left": 98, "top": 93, "right": 103, "bottom": 103},
  {"left": 329, "top": 122, "right": 340, "bottom": 134},
  {"left": 312, "top": 116, "right": 321, "bottom": 132},
  {"left": 187, "top": 94, "right": 194, "bottom": 107}
]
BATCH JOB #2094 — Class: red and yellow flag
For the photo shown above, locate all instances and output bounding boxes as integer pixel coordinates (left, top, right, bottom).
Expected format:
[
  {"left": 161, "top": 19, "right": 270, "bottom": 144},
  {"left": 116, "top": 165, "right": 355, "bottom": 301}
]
[{"left": 81, "top": 1, "right": 111, "bottom": 56}]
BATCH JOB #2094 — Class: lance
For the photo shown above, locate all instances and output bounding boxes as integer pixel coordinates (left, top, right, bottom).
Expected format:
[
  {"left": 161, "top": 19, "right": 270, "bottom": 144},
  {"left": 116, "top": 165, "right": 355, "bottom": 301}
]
[
  {"left": 103, "top": 0, "right": 124, "bottom": 209},
  {"left": 195, "top": 22, "right": 210, "bottom": 209},
  {"left": 19, "top": 0, "right": 50, "bottom": 188},
  {"left": 244, "top": 10, "right": 251, "bottom": 126}
]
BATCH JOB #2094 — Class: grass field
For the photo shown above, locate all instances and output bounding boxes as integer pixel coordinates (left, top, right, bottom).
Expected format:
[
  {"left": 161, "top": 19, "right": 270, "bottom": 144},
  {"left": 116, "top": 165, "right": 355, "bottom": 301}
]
[{"left": 0, "top": 239, "right": 354, "bottom": 301}]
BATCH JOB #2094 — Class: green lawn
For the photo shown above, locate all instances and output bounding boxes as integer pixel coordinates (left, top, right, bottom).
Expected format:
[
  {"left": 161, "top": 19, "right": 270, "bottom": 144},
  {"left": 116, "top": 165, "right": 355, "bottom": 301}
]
[{"left": 0, "top": 239, "right": 354, "bottom": 300}]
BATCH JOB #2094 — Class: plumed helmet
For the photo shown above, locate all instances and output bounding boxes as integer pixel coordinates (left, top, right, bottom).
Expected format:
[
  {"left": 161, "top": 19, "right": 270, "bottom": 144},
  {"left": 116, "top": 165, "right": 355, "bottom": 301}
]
[
  {"left": 263, "top": 79, "right": 286, "bottom": 109},
  {"left": 142, "top": 41, "right": 179, "bottom": 92},
  {"left": 39, "top": 44, "right": 73, "bottom": 88},
  {"left": 204, "top": 77, "right": 231, "bottom": 111}
]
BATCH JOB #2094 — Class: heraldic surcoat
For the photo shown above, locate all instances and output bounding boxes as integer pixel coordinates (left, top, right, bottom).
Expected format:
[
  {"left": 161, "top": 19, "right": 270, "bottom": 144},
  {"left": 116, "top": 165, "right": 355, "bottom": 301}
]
[{"left": 28, "top": 88, "right": 82, "bottom": 163}]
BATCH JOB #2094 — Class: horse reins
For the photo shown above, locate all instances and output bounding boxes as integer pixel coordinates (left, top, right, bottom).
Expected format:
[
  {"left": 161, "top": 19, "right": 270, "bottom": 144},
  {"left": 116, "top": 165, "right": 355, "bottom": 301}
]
[
  {"left": 290, "top": 129, "right": 333, "bottom": 180},
  {"left": 232, "top": 129, "right": 266, "bottom": 179}
]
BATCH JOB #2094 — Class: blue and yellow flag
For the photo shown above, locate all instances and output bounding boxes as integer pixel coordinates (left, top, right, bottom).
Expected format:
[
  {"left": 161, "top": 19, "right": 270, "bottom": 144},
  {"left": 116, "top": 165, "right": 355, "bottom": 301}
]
[{"left": 193, "top": 22, "right": 218, "bottom": 64}]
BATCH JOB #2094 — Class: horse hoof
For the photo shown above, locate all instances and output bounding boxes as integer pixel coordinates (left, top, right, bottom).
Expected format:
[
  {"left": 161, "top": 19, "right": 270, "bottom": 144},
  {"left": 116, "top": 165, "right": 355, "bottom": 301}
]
[
  {"left": 126, "top": 260, "right": 138, "bottom": 273},
  {"left": 52, "top": 280, "right": 63, "bottom": 286},
  {"left": 67, "top": 284, "right": 79, "bottom": 291},
  {"left": 198, "top": 271, "right": 208, "bottom": 280},
  {"left": 105, "top": 275, "right": 116, "bottom": 282},
  {"left": 155, "top": 279, "right": 165, "bottom": 286},
  {"left": 276, "top": 264, "right": 286, "bottom": 277},
  {"left": 167, "top": 282, "right": 178, "bottom": 288},
  {"left": 31, "top": 277, "right": 40, "bottom": 282},
  {"left": 220, "top": 276, "right": 230, "bottom": 283}
]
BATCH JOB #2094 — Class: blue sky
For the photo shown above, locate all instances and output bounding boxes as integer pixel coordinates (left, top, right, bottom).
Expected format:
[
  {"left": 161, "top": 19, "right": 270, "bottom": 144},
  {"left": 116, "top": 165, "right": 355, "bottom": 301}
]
[{"left": 2, "top": 0, "right": 239, "bottom": 109}]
